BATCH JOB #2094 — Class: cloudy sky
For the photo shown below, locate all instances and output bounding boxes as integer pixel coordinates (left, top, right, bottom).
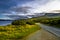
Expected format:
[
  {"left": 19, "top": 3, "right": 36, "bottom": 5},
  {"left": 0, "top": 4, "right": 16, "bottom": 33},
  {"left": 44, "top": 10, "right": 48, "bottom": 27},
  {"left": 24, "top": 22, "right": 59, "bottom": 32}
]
[{"left": 0, "top": 0, "right": 60, "bottom": 20}]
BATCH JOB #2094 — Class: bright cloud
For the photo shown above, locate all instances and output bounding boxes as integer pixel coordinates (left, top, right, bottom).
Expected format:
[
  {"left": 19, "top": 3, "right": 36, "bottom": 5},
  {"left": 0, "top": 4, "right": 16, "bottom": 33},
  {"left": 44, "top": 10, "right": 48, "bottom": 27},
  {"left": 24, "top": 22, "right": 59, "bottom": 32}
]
[{"left": 20, "top": 0, "right": 60, "bottom": 13}]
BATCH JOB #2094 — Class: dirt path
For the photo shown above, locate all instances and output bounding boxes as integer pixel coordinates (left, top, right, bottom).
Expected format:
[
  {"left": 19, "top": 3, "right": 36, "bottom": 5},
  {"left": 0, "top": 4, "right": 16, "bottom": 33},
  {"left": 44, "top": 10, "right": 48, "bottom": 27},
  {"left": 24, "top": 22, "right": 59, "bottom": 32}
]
[{"left": 23, "top": 29, "right": 59, "bottom": 40}]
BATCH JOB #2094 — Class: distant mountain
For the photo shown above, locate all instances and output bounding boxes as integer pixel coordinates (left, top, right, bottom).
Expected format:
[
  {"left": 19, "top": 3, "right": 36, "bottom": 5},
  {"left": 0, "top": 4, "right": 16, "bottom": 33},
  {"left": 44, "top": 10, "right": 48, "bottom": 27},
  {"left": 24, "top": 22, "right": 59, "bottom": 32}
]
[
  {"left": 27, "top": 13, "right": 45, "bottom": 17},
  {"left": 44, "top": 13, "right": 60, "bottom": 17}
]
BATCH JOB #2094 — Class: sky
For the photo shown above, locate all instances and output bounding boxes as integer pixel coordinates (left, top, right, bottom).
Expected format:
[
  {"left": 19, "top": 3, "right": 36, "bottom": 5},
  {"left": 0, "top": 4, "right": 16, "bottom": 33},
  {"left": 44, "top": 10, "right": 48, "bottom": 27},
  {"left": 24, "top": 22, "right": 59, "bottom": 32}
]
[{"left": 0, "top": 0, "right": 60, "bottom": 20}]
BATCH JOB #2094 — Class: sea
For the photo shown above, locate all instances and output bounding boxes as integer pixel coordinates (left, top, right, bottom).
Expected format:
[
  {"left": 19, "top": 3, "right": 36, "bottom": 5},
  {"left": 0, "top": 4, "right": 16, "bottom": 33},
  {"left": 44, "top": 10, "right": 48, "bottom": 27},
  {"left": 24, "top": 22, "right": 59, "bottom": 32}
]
[{"left": 0, "top": 21, "right": 12, "bottom": 26}]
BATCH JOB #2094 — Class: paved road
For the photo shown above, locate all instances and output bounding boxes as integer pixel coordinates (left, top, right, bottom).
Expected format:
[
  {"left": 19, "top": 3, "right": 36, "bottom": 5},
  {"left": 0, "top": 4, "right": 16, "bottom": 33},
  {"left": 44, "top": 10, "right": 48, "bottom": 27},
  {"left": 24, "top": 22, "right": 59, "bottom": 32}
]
[
  {"left": 21, "top": 23, "right": 60, "bottom": 40},
  {"left": 22, "top": 29, "right": 59, "bottom": 40},
  {"left": 39, "top": 24, "right": 60, "bottom": 37}
]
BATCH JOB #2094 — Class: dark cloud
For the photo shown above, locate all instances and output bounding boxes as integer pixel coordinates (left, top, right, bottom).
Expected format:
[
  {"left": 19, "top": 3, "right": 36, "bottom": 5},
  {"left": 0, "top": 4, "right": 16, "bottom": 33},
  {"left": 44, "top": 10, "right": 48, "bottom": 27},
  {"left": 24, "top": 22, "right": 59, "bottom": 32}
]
[
  {"left": 10, "top": 6, "right": 32, "bottom": 13},
  {"left": 6, "top": 15, "right": 29, "bottom": 19},
  {"left": 0, "top": 0, "right": 34, "bottom": 15},
  {"left": 0, "top": 0, "right": 49, "bottom": 20}
]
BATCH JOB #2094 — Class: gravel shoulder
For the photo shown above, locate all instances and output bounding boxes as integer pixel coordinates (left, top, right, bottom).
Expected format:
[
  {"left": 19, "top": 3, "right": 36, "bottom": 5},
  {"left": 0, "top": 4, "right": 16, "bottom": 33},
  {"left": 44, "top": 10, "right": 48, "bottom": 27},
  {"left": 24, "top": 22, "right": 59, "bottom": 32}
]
[{"left": 23, "top": 29, "right": 59, "bottom": 40}]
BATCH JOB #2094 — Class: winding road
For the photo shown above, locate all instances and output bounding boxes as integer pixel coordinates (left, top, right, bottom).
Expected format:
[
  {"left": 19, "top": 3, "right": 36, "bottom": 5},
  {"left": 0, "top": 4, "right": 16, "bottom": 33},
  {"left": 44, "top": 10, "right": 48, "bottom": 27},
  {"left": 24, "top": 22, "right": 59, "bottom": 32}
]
[
  {"left": 39, "top": 23, "right": 60, "bottom": 37},
  {"left": 22, "top": 23, "right": 60, "bottom": 40}
]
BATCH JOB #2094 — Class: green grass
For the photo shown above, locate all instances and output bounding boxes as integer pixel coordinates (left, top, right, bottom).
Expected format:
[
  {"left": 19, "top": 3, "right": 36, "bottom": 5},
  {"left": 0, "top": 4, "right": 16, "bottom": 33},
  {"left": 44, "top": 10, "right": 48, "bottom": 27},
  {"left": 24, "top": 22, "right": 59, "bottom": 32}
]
[
  {"left": 39, "top": 18, "right": 60, "bottom": 28},
  {"left": 0, "top": 24, "right": 40, "bottom": 40}
]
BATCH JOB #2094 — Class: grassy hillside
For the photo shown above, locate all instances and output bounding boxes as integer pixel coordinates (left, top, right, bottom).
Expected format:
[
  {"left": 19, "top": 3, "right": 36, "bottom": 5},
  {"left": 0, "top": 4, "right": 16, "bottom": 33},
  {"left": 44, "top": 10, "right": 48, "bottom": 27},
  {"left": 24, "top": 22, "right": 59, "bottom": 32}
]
[
  {"left": 0, "top": 15, "right": 60, "bottom": 40},
  {"left": 23, "top": 16, "right": 60, "bottom": 28},
  {"left": 38, "top": 17, "right": 60, "bottom": 28},
  {"left": 0, "top": 24, "right": 40, "bottom": 40},
  {"left": 0, "top": 18, "right": 41, "bottom": 40}
]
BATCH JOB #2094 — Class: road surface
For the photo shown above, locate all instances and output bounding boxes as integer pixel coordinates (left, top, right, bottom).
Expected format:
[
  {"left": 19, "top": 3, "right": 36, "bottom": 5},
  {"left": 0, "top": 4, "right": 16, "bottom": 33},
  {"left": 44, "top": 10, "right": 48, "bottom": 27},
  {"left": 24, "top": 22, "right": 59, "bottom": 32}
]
[
  {"left": 22, "top": 29, "right": 59, "bottom": 40},
  {"left": 21, "top": 23, "right": 60, "bottom": 40},
  {"left": 39, "top": 23, "right": 60, "bottom": 37}
]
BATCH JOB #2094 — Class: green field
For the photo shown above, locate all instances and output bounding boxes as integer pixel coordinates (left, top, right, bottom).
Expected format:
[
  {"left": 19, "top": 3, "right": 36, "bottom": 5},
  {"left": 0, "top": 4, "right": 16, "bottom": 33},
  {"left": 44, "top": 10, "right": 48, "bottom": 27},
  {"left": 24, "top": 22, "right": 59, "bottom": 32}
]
[{"left": 0, "top": 24, "right": 40, "bottom": 40}]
